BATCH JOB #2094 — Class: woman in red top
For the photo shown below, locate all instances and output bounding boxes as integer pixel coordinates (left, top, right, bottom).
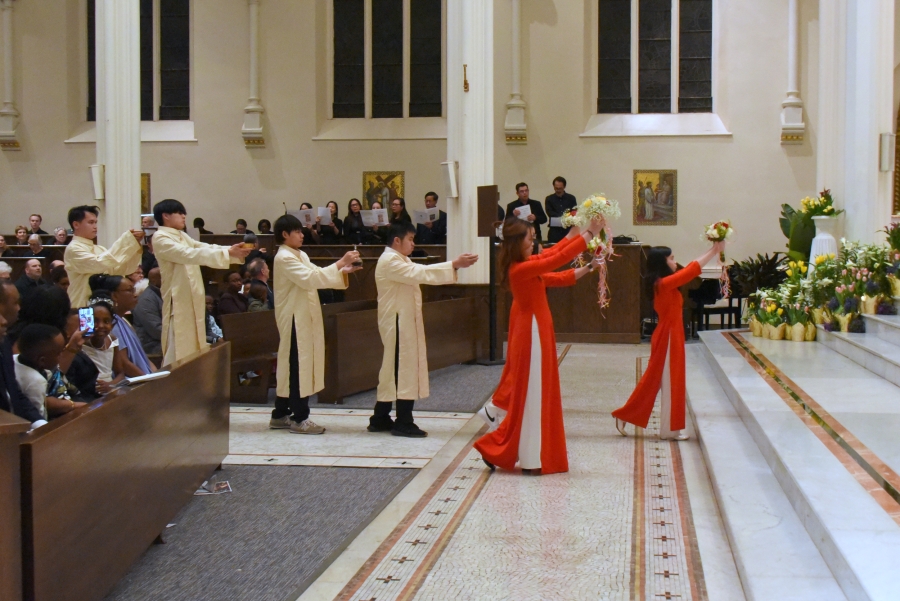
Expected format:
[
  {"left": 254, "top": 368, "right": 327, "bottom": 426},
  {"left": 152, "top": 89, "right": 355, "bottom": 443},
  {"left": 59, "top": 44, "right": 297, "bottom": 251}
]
[
  {"left": 612, "top": 242, "right": 725, "bottom": 440},
  {"left": 475, "top": 218, "right": 602, "bottom": 475}
]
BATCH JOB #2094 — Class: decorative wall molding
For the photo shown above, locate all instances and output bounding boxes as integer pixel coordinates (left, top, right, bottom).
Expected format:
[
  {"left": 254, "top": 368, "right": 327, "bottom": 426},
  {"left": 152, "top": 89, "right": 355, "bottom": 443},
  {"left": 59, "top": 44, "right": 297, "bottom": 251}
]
[
  {"left": 242, "top": 0, "right": 265, "bottom": 148},
  {"left": 0, "top": 0, "right": 20, "bottom": 150},
  {"left": 780, "top": 0, "right": 805, "bottom": 145},
  {"left": 503, "top": 0, "right": 526, "bottom": 144}
]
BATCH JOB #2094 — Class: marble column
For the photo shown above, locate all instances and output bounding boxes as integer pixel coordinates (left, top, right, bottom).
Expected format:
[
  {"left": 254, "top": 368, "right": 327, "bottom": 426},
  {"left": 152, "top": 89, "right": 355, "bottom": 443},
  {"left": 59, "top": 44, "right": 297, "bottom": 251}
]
[
  {"left": 780, "top": 0, "right": 805, "bottom": 144},
  {"left": 842, "top": 0, "right": 894, "bottom": 242},
  {"left": 446, "top": 0, "right": 492, "bottom": 284},
  {"left": 0, "top": 0, "right": 19, "bottom": 150},
  {"left": 242, "top": 0, "right": 265, "bottom": 147},
  {"left": 95, "top": 0, "right": 142, "bottom": 244},
  {"left": 816, "top": 0, "right": 846, "bottom": 198},
  {"left": 503, "top": 0, "right": 526, "bottom": 144}
]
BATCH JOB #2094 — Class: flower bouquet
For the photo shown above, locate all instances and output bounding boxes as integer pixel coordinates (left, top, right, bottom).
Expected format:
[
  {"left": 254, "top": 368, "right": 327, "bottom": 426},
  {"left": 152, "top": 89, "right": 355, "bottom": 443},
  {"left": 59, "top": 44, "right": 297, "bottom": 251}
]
[
  {"left": 561, "top": 194, "right": 622, "bottom": 308},
  {"left": 800, "top": 189, "right": 843, "bottom": 217},
  {"left": 779, "top": 262, "right": 816, "bottom": 341},
  {"left": 703, "top": 220, "right": 735, "bottom": 298},
  {"left": 809, "top": 253, "right": 837, "bottom": 324}
]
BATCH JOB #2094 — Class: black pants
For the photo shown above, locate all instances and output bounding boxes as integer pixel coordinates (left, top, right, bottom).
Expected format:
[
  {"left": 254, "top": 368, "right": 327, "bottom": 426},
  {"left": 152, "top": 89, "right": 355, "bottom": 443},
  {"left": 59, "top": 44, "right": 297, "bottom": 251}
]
[{"left": 272, "top": 321, "right": 310, "bottom": 423}]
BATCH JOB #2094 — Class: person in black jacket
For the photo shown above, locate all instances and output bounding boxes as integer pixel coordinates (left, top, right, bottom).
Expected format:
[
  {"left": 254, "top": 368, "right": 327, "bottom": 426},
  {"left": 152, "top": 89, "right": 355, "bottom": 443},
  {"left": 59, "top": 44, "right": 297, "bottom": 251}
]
[
  {"left": 505, "top": 182, "right": 548, "bottom": 242},
  {"left": 0, "top": 281, "right": 45, "bottom": 424},
  {"left": 343, "top": 198, "right": 367, "bottom": 245},
  {"left": 544, "top": 176, "right": 578, "bottom": 244},
  {"left": 415, "top": 191, "right": 447, "bottom": 245}
]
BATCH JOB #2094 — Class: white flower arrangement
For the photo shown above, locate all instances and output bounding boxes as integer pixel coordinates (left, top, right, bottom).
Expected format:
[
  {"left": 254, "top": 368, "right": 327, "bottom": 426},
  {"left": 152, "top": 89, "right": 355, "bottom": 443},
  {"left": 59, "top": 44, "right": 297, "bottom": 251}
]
[{"left": 560, "top": 194, "right": 622, "bottom": 229}]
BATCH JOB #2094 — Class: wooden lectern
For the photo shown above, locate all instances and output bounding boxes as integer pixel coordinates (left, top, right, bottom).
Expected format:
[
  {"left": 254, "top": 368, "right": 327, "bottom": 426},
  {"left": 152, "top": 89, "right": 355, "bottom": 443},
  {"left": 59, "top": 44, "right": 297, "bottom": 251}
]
[{"left": 477, "top": 185, "right": 504, "bottom": 364}]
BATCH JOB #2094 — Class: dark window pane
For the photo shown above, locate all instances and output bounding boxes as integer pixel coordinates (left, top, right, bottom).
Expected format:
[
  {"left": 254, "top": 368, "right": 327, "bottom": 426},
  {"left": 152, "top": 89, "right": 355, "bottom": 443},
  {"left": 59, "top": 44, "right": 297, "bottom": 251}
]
[
  {"left": 598, "top": 0, "right": 631, "bottom": 113},
  {"left": 159, "top": 0, "right": 190, "bottom": 120},
  {"left": 638, "top": 0, "right": 671, "bottom": 113},
  {"left": 371, "top": 0, "right": 403, "bottom": 118},
  {"left": 409, "top": 0, "right": 441, "bottom": 117},
  {"left": 679, "top": 0, "right": 712, "bottom": 112},
  {"left": 87, "top": 0, "right": 96, "bottom": 121},
  {"left": 333, "top": 0, "right": 365, "bottom": 118},
  {"left": 140, "top": 0, "right": 154, "bottom": 120}
]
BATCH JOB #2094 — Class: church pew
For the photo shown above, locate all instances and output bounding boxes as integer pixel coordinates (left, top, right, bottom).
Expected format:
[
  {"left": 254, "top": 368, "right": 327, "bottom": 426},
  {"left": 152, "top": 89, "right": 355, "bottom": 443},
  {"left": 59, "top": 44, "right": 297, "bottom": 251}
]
[
  {"left": 218, "top": 311, "right": 279, "bottom": 404},
  {"left": 318, "top": 297, "right": 480, "bottom": 404},
  {"left": 0, "top": 411, "right": 30, "bottom": 601},
  {"left": 19, "top": 344, "right": 230, "bottom": 601},
  {"left": 3, "top": 235, "right": 64, "bottom": 247},
  {"left": 2, "top": 246, "right": 65, "bottom": 263}
]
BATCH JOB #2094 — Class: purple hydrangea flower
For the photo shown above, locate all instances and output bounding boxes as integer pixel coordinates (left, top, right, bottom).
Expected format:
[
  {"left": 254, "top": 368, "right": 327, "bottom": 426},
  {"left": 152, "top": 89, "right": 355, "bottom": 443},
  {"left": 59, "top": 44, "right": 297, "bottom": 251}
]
[
  {"left": 844, "top": 297, "right": 859, "bottom": 313},
  {"left": 866, "top": 279, "right": 880, "bottom": 295},
  {"left": 848, "top": 317, "right": 866, "bottom": 334},
  {"left": 827, "top": 297, "right": 840, "bottom": 311},
  {"left": 823, "top": 321, "right": 836, "bottom": 332},
  {"left": 877, "top": 302, "right": 899, "bottom": 316}
]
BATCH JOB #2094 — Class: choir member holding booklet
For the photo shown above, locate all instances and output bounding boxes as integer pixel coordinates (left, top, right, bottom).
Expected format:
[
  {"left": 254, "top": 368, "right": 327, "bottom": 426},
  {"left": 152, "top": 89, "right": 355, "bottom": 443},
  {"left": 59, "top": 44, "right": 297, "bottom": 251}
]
[{"left": 268, "top": 214, "right": 362, "bottom": 434}]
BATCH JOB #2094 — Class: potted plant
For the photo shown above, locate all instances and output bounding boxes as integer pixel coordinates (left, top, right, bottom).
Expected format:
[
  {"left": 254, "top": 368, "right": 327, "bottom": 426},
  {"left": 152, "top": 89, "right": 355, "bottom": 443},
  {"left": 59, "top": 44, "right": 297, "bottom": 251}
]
[
  {"left": 809, "top": 253, "right": 838, "bottom": 324},
  {"left": 803, "top": 190, "right": 844, "bottom": 261},
  {"left": 780, "top": 261, "right": 814, "bottom": 341}
]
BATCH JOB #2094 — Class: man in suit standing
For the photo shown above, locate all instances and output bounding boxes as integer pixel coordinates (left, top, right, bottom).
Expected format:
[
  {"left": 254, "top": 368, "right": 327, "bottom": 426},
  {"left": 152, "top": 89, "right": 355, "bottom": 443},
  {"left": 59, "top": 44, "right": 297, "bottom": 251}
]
[
  {"left": 505, "top": 182, "right": 548, "bottom": 242},
  {"left": 415, "top": 191, "right": 447, "bottom": 245},
  {"left": 544, "top": 176, "right": 577, "bottom": 244}
]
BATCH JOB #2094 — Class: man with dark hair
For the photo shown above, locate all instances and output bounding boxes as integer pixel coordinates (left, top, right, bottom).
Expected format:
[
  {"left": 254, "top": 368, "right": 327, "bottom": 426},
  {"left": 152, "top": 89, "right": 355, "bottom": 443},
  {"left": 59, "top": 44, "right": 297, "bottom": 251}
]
[
  {"left": 369, "top": 222, "right": 478, "bottom": 437},
  {"left": 64, "top": 204, "right": 144, "bottom": 307},
  {"left": 231, "top": 219, "right": 253, "bottom": 235},
  {"left": 152, "top": 199, "right": 251, "bottom": 363},
  {"left": 415, "top": 191, "right": 447, "bottom": 245},
  {"left": 0, "top": 281, "right": 46, "bottom": 426},
  {"left": 545, "top": 176, "right": 577, "bottom": 244},
  {"left": 29, "top": 214, "right": 48, "bottom": 235},
  {"left": 247, "top": 257, "right": 274, "bottom": 309},
  {"left": 192, "top": 217, "right": 213, "bottom": 235},
  {"left": 15, "top": 259, "right": 47, "bottom": 302},
  {"left": 506, "top": 182, "right": 548, "bottom": 242}
]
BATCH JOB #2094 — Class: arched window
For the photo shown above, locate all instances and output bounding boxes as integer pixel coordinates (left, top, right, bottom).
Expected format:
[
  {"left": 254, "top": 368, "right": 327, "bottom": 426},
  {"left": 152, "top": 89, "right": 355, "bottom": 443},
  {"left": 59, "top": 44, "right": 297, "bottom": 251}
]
[
  {"left": 598, "top": 0, "right": 712, "bottom": 114},
  {"left": 86, "top": 0, "right": 190, "bottom": 122}
]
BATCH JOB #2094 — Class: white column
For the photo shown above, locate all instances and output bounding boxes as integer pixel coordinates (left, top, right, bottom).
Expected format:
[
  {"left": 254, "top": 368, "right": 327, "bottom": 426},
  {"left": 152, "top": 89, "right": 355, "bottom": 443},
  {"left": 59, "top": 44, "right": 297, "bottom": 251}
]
[
  {"left": 842, "top": 0, "right": 894, "bottom": 242},
  {"left": 447, "top": 0, "right": 492, "bottom": 284},
  {"left": 503, "top": 0, "right": 526, "bottom": 144},
  {"left": 96, "top": 0, "right": 142, "bottom": 244},
  {"left": 0, "top": 0, "right": 19, "bottom": 150},
  {"left": 780, "top": 0, "right": 805, "bottom": 144},
  {"left": 242, "top": 0, "right": 265, "bottom": 147},
  {"left": 816, "top": 0, "right": 846, "bottom": 196}
]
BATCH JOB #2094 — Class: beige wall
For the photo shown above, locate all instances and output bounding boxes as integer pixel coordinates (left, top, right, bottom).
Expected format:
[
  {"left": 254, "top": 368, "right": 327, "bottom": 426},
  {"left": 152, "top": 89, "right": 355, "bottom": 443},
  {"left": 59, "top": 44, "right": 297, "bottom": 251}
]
[
  {"left": 3, "top": 0, "right": 820, "bottom": 259},
  {"left": 493, "top": 0, "right": 820, "bottom": 262},
  {"left": 0, "top": 0, "right": 446, "bottom": 239}
]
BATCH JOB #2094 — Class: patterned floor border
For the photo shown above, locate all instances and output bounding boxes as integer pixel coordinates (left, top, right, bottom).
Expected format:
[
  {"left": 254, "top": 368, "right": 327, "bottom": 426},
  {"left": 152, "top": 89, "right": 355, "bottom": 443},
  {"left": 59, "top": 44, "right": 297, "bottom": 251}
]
[
  {"left": 725, "top": 331, "right": 900, "bottom": 524},
  {"left": 631, "top": 357, "right": 708, "bottom": 601}
]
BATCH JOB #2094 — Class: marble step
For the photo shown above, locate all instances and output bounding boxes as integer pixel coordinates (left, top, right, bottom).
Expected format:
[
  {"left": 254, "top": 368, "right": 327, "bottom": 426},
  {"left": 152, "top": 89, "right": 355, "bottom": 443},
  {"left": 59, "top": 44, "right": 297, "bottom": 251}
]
[
  {"left": 864, "top": 313, "right": 900, "bottom": 348},
  {"left": 816, "top": 325, "right": 900, "bottom": 388},
  {"left": 685, "top": 346, "right": 848, "bottom": 601},
  {"left": 698, "top": 330, "right": 900, "bottom": 601}
]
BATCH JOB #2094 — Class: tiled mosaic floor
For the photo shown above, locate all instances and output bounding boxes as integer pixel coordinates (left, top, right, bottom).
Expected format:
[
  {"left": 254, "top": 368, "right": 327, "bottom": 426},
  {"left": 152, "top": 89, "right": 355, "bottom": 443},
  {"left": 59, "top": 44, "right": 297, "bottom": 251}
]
[
  {"left": 327, "top": 345, "right": 727, "bottom": 601},
  {"left": 225, "top": 408, "right": 472, "bottom": 468}
]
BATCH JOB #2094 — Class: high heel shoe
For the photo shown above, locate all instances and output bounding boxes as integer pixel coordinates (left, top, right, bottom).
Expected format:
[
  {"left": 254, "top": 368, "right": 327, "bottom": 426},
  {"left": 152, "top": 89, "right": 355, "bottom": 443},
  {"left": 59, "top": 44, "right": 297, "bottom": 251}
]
[{"left": 615, "top": 418, "right": 627, "bottom": 436}]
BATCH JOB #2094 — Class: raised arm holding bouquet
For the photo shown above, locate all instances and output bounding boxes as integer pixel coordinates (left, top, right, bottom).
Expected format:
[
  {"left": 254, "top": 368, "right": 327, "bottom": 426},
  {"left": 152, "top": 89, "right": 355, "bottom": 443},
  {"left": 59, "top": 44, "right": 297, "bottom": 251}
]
[
  {"left": 560, "top": 194, "right": 622, "bottom": 308},
  {"left": 703, "top": 220, "right": 735, "bottom": 298}
]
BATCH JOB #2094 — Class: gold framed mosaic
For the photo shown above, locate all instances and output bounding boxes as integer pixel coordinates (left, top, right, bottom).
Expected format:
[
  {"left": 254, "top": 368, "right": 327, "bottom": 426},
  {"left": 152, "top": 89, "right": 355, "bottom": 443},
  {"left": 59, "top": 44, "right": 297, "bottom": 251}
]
[
  {"left": 633, "top": 170, "right": 677, "bottom": 226},
  {"left": 363, "top": 171, "right": 404, "bottom": 210}
]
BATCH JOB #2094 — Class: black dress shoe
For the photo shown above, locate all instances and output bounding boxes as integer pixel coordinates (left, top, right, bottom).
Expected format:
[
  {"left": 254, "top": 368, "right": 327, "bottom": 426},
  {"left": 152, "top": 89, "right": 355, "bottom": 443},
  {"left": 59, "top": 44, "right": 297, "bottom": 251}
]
[
  {"left": 391, "top": 422, "right": 428, "bottom": 438},
  {"left": 367, "top": 416, "right": 395, "bottom": 432},
  {"left": 482, "top": 457, "right": 496, "bottom": 471}
]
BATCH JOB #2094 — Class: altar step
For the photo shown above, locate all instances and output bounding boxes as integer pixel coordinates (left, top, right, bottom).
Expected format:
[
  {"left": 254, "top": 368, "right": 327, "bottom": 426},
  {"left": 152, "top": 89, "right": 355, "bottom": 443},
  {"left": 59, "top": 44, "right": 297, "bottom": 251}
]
[
  {"left": 816, "top": 314, "right": 900, "bottom": 388},
  {"left": 685, "top": 346, "right": 847, "bottom": 601},
  {"left": 691, "top": 330, "right": 900, "bottom": 601}
]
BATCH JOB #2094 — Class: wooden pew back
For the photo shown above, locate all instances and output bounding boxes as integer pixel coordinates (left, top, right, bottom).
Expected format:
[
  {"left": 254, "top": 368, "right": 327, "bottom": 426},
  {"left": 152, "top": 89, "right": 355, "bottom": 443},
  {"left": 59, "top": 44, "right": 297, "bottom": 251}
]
[
  {"left": 219, "top": 311, "right": 278, "bottom": 403},
  {"left": 19, "top": 344, "right": 231, "bottom": 601},
  {"left": 0, "top": 412, "right": 30, "bottom": 601}
]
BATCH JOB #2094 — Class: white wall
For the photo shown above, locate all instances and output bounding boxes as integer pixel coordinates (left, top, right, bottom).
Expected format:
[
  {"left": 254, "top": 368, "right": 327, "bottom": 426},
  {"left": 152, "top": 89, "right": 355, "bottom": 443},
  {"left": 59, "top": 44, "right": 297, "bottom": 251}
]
[{"left": 492, "top": 0, "right": 819, "bottom": 262}]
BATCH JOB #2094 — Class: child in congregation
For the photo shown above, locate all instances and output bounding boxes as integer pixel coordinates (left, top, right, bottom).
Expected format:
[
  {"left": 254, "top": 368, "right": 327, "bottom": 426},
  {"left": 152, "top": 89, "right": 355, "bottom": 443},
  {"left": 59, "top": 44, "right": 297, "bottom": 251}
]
[
  {"left": 14, "top": 323, "right": 86, "bottom": 420},
  {"left": 80, "top": 296, "right": 127, "bottom": 394},
  {"left": 247, "top": 280, "right": 271, "bottom": 312}
]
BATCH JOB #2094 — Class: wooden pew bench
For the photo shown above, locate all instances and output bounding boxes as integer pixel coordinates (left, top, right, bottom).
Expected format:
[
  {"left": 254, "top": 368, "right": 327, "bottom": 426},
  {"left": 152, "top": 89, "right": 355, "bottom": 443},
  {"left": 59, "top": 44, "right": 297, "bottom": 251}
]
[
  {"left": 219, "top": 311, "right": 279, "bottom": 404},
  {"left": 0, "top": 411, "right": 30, "bottom": 601},
  {"left": 18, "top": 344, "right": 230, "bottom": 601}
]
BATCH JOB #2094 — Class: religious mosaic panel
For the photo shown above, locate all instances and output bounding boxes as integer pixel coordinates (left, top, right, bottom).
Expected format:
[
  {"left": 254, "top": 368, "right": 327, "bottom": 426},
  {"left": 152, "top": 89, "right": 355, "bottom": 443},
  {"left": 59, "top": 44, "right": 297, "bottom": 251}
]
[{"left": 633, "top": 170, "right": 677, "bottom": 226}]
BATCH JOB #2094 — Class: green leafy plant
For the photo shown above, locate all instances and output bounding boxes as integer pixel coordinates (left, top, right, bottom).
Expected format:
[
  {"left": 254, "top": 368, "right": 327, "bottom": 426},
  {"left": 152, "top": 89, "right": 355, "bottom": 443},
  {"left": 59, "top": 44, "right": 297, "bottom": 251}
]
[
  {"left": 732, "top": 252, "right": 787, "bottom": 297},
  {"left": 882, "top": 223, "right": 900, "bottom": 253},
  {"left": 779, "top": 204, "right": 816, "bottom": 262}
]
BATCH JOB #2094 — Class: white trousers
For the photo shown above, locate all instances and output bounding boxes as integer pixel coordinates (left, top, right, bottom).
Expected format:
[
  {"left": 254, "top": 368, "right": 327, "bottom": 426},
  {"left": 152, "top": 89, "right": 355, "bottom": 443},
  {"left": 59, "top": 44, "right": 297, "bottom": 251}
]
[
  {"left": 519, "top": 317, "right": 543, "bottom": 469},
  {"left": 658, "top": 337, "right": 685, "bottom": 439}
]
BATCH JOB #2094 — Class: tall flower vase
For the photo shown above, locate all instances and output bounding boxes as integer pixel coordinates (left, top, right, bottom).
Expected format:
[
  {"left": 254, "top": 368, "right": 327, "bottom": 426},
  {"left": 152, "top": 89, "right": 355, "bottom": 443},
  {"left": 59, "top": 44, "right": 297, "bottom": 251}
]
[{"left": 810, "top": 216, "right": 841, "bottom": 261}]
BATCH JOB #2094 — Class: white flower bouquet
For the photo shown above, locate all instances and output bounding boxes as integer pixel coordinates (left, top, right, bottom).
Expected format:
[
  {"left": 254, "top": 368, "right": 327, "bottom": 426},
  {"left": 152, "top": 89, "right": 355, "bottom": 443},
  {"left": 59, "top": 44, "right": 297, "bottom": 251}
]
[
  {"left": 703, "top": 220, "right": 735, "bottom": 298},
  {"left": 561, "top": 194, "right": 621, "bottom": 308}
]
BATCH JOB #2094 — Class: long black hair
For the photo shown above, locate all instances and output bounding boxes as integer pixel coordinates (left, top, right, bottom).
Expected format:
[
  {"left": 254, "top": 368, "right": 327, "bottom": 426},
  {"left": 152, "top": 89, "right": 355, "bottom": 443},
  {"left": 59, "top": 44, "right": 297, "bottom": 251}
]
[
  {"left": 645, "top": 246, "right": 674, "bottom": 300},
  {"left": 89, "top": 273, "right": 124, "bottom": 296}
]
